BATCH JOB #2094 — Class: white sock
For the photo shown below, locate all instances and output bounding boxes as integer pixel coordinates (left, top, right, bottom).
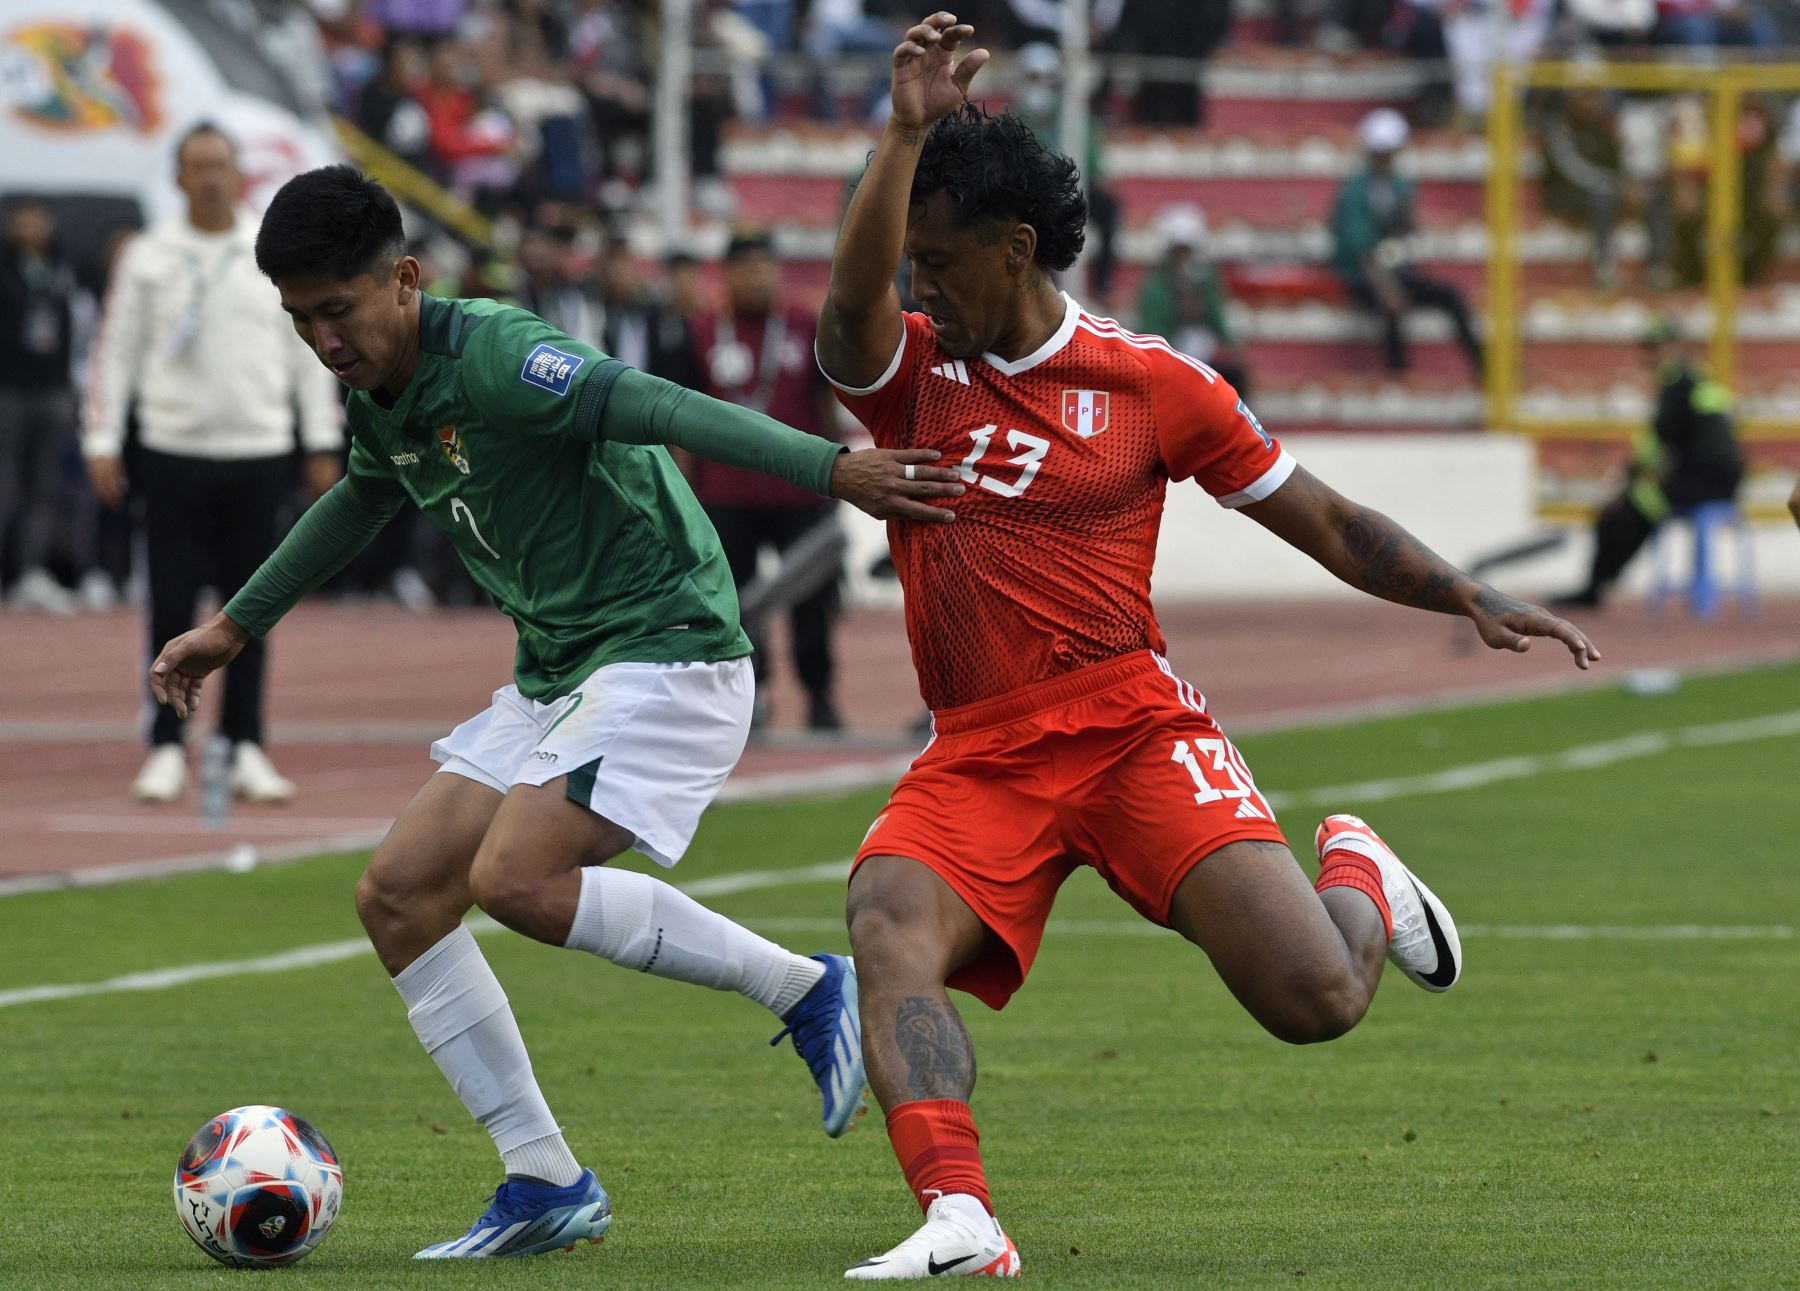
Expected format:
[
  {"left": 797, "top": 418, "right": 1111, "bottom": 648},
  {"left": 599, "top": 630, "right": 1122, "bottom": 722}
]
[
  {"left": 564, "top": 866, "right": 824, "bottom": 1016},
  {"left": 393, "top": 925, "right": 583, "bottom": 1187}
]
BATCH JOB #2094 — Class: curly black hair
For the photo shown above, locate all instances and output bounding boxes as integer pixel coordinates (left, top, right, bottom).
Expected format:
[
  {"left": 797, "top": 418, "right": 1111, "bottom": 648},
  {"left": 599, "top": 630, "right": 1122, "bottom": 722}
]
[
  {"left": 911, "top": 103, "right": 1086, "bottom": 272},
  {"left": 255, "top": 165, "right": 406, "bottom": 284}
]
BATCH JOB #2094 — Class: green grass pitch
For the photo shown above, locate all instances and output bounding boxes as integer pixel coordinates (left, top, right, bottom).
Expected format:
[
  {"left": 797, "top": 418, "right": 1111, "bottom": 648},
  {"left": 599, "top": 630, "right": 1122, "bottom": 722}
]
[{"left": 3, "top": 663, "right": 1798, "bottom": 1288}]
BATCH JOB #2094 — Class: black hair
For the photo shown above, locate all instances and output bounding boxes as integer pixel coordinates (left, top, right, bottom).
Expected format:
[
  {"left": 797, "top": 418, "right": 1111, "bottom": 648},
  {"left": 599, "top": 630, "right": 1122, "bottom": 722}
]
[
  {"left": 910, "top": 103, "right": 1086, "bottom": 272},
  {"left": 254, "top": 165, "right": 406, "bottom": 284},
  {"left": 175, "top": 120, "right": 235, "bottom": 166}
]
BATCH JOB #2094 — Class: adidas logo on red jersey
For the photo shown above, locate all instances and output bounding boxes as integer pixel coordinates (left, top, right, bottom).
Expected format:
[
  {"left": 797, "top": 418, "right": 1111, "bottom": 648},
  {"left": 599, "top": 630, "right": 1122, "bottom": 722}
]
[{"left": 929, "top": 359, "right": 971, "bottom": 385}]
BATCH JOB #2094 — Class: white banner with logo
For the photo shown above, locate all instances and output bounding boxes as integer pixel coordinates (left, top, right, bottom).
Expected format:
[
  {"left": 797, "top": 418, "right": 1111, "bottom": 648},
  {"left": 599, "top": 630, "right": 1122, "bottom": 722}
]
[{"left": 0, "top": 0, "right": 336, "bottom": 219}]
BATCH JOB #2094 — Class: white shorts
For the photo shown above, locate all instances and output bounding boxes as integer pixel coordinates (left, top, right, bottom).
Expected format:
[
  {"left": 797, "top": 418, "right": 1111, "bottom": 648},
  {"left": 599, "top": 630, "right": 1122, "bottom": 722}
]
[{"left": 429, "top": 657, "right": 754, "bottom": 867}]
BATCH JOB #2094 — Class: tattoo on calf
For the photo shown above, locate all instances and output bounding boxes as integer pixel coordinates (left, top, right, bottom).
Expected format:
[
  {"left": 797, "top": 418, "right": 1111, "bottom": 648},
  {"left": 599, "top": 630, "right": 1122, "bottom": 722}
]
[
  {"left": 896, "top": 995, "right": 977, "bottom": 1100},
  {"left": 1341, "top": 508, "right": 1462, "bottom": 612}
]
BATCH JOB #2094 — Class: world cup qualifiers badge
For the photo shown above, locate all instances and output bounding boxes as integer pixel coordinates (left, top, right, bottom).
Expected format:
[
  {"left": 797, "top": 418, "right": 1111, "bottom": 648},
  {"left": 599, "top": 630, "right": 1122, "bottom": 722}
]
[{"left": 437, "top": 426, "right": 470, "bottom": 475}]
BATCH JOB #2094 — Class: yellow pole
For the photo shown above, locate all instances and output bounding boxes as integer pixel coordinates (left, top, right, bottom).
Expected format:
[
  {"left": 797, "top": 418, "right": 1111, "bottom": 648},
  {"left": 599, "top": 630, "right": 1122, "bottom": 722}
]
[
  {"left": 1705, "top": 80, "right": 1742, "bottom": 396},
  {"left": 1485, "top": 60, "right": 1521, "bottom": 433}
]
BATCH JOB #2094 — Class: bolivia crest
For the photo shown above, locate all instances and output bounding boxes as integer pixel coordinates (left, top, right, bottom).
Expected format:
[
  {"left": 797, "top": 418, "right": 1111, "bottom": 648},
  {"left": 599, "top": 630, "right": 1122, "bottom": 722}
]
[
  {"left": 437, "top": 426, "right": 470, "bottom": 475},
  {"left": 1061, "top": 389, "right": 1109, "bottom": 438}
]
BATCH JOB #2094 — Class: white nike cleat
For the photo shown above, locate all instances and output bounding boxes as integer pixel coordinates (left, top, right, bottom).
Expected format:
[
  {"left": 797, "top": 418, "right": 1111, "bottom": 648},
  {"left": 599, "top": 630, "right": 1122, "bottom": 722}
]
[
  {"left": 1315, "top": 813, "right": 1462, "bottom": 991},
  {"left": 229, "top": 743, "right": 295, "bottom": 803},
  {"left": 132, "top": 745, "right": 189, "bottom": 803},
  {"left": 845, "top": 1194, "right": 1020, "bottom": 1280}
]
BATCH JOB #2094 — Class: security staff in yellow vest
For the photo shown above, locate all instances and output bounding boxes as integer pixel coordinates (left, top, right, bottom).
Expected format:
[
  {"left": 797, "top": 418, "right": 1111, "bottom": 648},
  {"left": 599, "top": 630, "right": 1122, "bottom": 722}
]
[{"left": 1558, "top": 317, "right": 1744, "bottom": 608}]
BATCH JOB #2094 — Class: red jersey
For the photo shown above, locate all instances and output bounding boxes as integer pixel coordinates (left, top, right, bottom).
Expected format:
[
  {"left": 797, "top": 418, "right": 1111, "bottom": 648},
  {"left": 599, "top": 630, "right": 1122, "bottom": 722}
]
[{"left": 827, "top": 294, "right": 1293, "bottom": 711}]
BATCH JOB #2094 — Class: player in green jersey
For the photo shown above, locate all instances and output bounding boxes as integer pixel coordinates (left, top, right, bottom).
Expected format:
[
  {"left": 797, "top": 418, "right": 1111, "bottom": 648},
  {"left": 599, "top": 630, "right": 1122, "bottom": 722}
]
[{"left": 147, "top": 166, "right": 966, "bottom": 1261}]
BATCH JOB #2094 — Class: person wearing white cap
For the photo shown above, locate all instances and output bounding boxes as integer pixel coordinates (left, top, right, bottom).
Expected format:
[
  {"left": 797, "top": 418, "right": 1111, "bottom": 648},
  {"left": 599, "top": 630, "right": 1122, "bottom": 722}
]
[
  {"left": 1136, "top": 203, "right": 1249, "bottom": 393},
  {"left": 1330, "top": 108, "right": 1483, "bottom": 378}
]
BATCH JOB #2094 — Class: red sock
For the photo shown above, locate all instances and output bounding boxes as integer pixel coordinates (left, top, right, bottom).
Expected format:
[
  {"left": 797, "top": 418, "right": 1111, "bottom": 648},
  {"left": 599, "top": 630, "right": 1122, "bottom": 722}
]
[
  {"left": 1316, "top": 849, "right": 1392, "bottom": 938},
  {"left": 886, "top": 1099, "right": 991, "bottom": 1215}
]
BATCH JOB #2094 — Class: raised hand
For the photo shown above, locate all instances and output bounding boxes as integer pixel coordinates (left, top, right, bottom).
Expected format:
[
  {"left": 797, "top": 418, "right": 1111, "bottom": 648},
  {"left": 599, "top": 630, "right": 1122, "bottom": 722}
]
[
  {"left": 830, "top": 448, "right": 964, "bottom": 524},
  {"left": 149, "top": 614, "right": 251, "bottom": 718},
  {"left": 891, "top": 12, "right": 989, "bottom": 134},
  {"left": 1467, "top": 587, "right": 1601, "bottom": 671}
]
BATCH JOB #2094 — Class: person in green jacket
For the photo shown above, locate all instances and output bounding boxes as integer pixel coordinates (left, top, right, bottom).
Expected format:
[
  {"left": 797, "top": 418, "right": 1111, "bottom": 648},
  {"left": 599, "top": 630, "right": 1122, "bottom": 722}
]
[
  {"left": 1135, "top": 203, "right": 1249, "bottom": 394},
  {"left": 146, "top": 166, "right": 964, "bottom": 1260},
  {"left": 1330, "top": 108, "right": 1483, "bottom": 378}
]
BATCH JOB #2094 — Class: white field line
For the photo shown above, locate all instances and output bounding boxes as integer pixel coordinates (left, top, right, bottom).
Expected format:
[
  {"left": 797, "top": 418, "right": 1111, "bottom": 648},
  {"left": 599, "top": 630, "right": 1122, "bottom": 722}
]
[
  {"left": 1262, "top": 709, "right": 1800, "bottom": 812},
  {"left": 2, "top": 865, "right": 1790, "bottom": 1011}
]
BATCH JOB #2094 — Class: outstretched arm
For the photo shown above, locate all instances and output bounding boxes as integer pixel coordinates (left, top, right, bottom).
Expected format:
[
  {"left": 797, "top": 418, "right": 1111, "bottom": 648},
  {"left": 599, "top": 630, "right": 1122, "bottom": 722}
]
[
  {"left": 816, "top": 11, "right": 988, "bottom": 387},
  {"left": 602, "top": 366, "right": 964, "bottom": 523},
  {"left": 1242, "top": 464, "right": 1602, "bottom": 669}
]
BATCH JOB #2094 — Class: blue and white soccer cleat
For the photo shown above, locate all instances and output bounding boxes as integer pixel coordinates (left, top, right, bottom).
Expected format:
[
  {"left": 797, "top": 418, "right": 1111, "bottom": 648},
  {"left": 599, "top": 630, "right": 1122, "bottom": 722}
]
[
  {"left": 413, "top": 1169, "right": 612, "bottom": 1259},
  {"left": 770, "top": 953, "right": 867, "bottom": 1137}
]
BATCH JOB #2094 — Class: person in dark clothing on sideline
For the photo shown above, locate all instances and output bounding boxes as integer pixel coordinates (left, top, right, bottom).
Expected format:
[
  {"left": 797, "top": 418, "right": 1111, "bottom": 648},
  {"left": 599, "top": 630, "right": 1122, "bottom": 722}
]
[
  {"left": 1331, "top": 108, "right": 1483, "bottom": 379},
  {"left": 689, "top": 229, "right": 845, "bottom": 732},
  {"left": 1557, "top": 318, "right": 1744, "bottom": 608}
]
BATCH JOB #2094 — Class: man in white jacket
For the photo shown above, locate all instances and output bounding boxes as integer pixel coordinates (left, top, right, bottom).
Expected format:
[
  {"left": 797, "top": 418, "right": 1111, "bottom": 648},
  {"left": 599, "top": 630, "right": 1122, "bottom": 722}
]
[{"left": 84, "top": 123, "right": 344, "bottom": 804}]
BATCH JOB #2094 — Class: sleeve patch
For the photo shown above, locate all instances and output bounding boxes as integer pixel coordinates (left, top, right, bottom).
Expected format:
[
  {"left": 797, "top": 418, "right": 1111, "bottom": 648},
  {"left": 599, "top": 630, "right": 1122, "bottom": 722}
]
[
  {"left": 1236, "top": 398, "right": 1273, "bottom": 449},
  {"left": 520, "top": 342, "right": 587, "bottom": 396}
]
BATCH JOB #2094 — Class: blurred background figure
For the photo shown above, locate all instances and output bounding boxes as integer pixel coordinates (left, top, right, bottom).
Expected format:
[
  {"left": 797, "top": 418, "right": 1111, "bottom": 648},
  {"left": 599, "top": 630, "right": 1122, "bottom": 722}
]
[
  {"left": 1557, "top": 318, "right": 1744, "bottom": 609},
  {"left": 513, "top": 215, "right": 594, "bottom": 338},
  {"left": 1010, "top": 42, "right": 1118, "bottom": 306},
  {"left": 587, "top": 229, "right": 703, "bottom": 387},
  {"left": 82, "top": 124, "right": 344, "bottom": 806},
  {"left": 0, "top": 198, "right": 84, "bottom": 613},
  {"left": 1135, "top": 203, "right": 1249, "bottom": 394},
  {"left": 1540, "top": 81, "right": 1626, "bottom": 290},
  {"left": 689, "top": 229, "right": 844, "bottom": 733},
  {"left": 1332, "top": 108, "right": 1484, "bottom": 380}
]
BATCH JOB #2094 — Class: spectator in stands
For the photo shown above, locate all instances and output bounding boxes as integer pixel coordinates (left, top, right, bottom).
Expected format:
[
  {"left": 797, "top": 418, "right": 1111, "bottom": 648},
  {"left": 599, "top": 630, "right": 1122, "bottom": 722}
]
[
  {"left": 1113, "top": 0, "right": 1226, "bottom": 127},
  {"left": 357, "top": 38, "right": 434, "bottom": 172},
  {"left": 1557, "top": 318, "right": 1744, "bottom": 609},
  {"left": 1541, "top": 83, "right": 1626, "bottom": 289},
  {"left": 1653, "top": 0, "right": 1775, "bottom": 47},
  {"left": 1564, "top": 0, "right": 1655, "bottom": 47},
  {"left": 514, "top": 219, "right": 595, "bottom": 339},
  {"left": 1331, "top": 108, "right": 1483, "bottom": 379},
  {"left": 588, "top": 231, "right": 705, "bottom": 387},
  {"left": 1135, "top": 204, "right": 1249, "bottom": 394},
  {"left": 83, "top": 124, "right": 344, "bottom": 805},
  {"left": 0, "top": 198, "right": 84, "bottom": 613},
  {"left": 571, "top": 0, "right": 651, "bottom": 187},
  {"left": 689, "top": 229, "right": 844, "bottom": 731},
  {"left": 417, "top": 42, "right": 520, "bottom": 206},
  {"left": 1665, "top": 94, "right": 1783, "bottom": 289},
  {"left": 665, "top": 249, "right": 711, "bottom": 317},
  {"left": 805, "top": 0, "right": 910, "bottom": 120}
]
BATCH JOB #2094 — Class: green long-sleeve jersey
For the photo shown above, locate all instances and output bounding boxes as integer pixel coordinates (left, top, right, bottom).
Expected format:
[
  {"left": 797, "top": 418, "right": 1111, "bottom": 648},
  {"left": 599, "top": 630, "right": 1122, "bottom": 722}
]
[{"left": 224, "top": 293, "right": 844, "bottom": 699}]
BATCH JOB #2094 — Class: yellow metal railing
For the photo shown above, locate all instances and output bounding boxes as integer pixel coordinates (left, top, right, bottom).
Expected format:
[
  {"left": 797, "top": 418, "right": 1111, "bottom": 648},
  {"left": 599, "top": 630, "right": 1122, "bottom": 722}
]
[
  {"left": 1485, "top": 59, "right": 1800, "bottom": 441},
  {"left": 329, "top": 116, "right": 496, "bottom": 252}
]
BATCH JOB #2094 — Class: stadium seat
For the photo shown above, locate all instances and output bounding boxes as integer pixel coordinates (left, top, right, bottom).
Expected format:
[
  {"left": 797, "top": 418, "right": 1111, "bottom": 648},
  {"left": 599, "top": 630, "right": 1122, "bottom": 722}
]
[{"left": 1648, "top": 501, "right": 1758, "bottom": 621}]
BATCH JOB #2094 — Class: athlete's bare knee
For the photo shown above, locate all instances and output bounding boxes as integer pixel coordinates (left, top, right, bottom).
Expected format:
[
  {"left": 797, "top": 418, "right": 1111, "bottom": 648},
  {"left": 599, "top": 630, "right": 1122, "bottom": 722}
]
[
  {"left": 358, "top": 854, "right": 462, "bottom": 974},
  {"left": 1258, "top": 969, "right": 1369, "bottom": 1045},
  {"left": 847, "top": 902, "right": 948, "bottom": 989}
]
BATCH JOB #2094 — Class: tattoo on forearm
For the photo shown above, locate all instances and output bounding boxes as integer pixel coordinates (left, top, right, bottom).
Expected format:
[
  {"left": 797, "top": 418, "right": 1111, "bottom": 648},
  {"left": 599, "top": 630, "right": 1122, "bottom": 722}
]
[
  {"left": 1341, "top": 508, "right": 1464, "bottom": 612},
  {"left": 896, "top": 995, "right": 976, "bottom": 1100},
  {"left": 1472, "top": 586, "right": 1529, "bottom": 618},
  {"left": 894, "top": 124, "right": 926, "bottom": 148}
]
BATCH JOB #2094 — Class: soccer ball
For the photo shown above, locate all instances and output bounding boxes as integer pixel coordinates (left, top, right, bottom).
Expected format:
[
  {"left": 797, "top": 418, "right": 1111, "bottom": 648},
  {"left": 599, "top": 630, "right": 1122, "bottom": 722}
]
[{"left": 173, "top": 1105, "right": 343, "bottom": 1266}]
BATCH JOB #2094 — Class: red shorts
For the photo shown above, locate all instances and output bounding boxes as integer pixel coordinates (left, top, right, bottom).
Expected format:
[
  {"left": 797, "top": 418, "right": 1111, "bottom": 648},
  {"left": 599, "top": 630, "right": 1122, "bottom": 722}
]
[{"left": 853, "top": 651, "right": 1286, "bottom": 1011}]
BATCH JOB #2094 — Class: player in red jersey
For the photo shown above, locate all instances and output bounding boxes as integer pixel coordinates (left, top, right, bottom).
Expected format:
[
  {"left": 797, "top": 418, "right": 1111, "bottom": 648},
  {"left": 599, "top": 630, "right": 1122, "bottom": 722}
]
[{"left": 817, "top": 13, "right": 1602, "bottom": 1281}]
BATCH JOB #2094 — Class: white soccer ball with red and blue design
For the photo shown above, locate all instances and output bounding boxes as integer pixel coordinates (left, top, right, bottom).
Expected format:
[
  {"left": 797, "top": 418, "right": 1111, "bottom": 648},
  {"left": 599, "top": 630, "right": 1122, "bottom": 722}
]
[{"left": 173, "top": 1105, "right": 343, "bottom": 1266}]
